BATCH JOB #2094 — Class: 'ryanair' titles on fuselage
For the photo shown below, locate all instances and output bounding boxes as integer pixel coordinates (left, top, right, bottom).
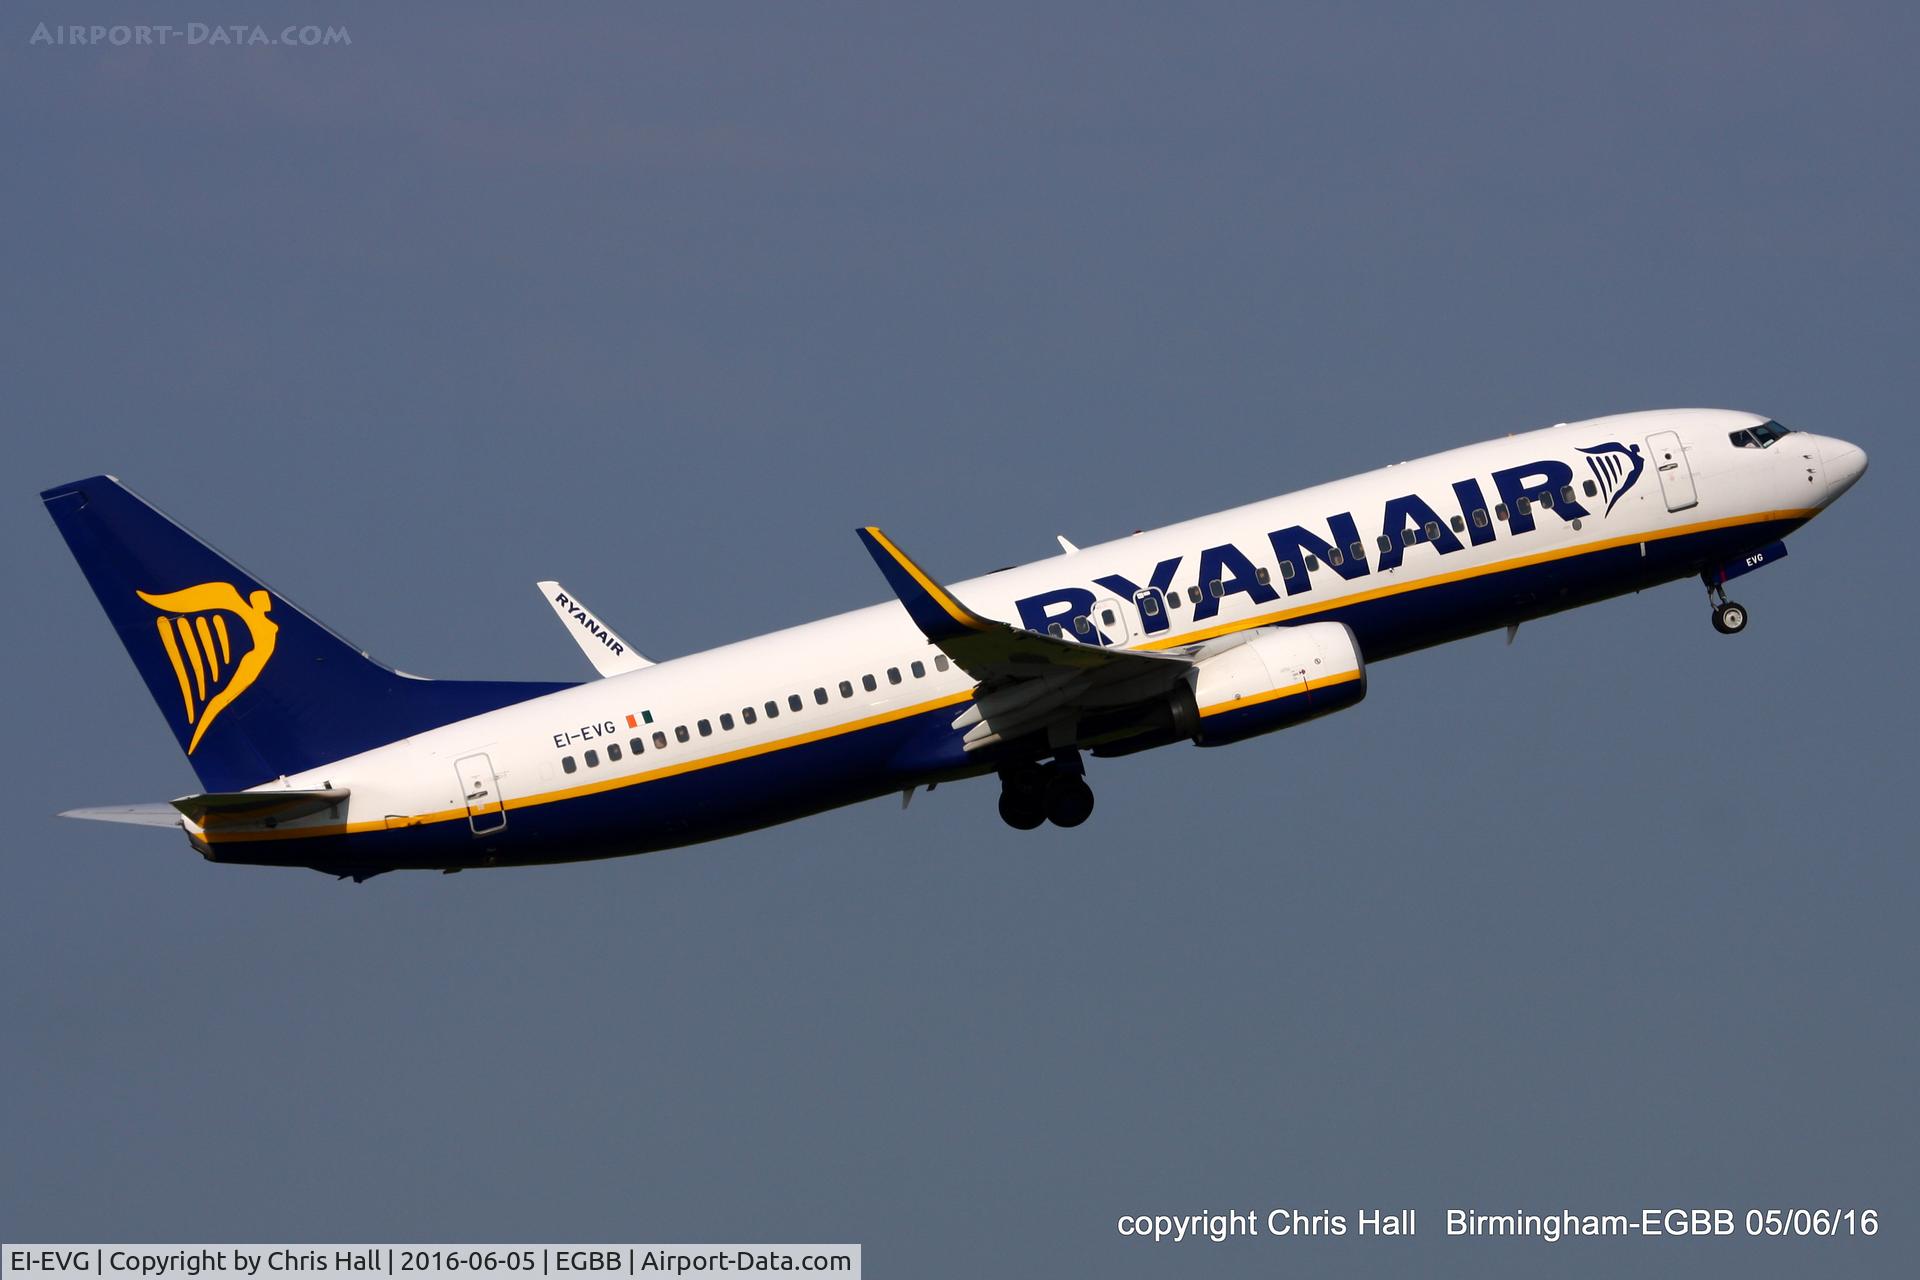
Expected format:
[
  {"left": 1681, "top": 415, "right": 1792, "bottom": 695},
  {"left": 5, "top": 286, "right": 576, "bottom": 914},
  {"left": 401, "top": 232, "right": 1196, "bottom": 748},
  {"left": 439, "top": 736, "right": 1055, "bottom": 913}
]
[{"left": 1015, "top": 447, "right": 1642, "bottom": 642}]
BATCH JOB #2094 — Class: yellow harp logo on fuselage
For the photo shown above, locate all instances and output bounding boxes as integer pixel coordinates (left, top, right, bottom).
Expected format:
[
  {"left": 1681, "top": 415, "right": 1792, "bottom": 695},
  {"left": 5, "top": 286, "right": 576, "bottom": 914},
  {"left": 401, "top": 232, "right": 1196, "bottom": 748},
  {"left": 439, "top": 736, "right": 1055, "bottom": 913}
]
[{"left": 138, "top": 582, "right": 279, "bottom": 753}]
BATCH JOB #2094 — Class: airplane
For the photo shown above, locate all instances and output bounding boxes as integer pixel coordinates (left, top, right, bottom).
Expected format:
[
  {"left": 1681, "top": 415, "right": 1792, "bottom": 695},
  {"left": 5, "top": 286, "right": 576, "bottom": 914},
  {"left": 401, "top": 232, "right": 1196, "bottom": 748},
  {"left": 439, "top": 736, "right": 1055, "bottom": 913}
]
[{"left": 42, "top": 407, "right": 1866, "bottom": 882}]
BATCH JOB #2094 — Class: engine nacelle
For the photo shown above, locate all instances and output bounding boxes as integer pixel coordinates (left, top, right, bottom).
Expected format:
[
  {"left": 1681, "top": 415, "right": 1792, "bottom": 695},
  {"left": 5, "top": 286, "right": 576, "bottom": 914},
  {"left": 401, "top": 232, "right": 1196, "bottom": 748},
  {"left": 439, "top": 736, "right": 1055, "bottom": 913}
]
[{"left": 1189, "top": 622, "right": 1366, "bottom": 747}]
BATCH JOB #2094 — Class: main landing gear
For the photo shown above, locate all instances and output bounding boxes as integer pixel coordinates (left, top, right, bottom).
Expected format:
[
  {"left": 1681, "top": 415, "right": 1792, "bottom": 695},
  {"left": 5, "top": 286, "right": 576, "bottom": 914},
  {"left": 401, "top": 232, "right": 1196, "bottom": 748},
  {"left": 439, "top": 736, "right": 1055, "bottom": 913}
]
[
  {"left": 1707, "top": 581, "right": 1748, "bottom": 635},
  {"left": 997, "top": 753, "right": 1095, "bottom": 830}
]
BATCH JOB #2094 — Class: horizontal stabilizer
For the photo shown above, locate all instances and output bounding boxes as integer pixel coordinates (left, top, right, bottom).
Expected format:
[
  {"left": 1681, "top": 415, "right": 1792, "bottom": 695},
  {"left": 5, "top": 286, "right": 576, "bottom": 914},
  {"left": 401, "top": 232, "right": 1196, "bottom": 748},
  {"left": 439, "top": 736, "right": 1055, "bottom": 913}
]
[
  {"left": 61, "top": 803, "right": 185, "bottom": 828},
  {"left": 170, "top": 788, "right": 348, "bottom": 828},
  {"left": 537, "top": 581, "right": 652, "bottom": 677}
]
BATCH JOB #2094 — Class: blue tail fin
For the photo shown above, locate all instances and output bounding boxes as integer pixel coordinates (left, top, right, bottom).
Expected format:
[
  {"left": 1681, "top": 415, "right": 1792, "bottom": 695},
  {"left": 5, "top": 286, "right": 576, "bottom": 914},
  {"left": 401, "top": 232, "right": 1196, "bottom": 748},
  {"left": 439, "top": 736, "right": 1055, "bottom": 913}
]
[{"left": 42, "top": 476, "right": 574, "bottom": 792}]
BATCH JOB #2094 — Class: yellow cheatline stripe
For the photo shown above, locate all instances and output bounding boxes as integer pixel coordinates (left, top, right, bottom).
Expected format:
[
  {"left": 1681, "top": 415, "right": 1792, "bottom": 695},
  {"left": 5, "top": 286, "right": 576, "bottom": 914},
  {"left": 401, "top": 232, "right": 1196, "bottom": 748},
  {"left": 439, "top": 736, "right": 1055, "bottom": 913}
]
[
  {"left": 1198, "top": 668, "right": 1362, "bottom": 718},
  {"left": 202, "top": 688, "right": 979, "bottom": 844},
  {"left": 205, "top": 505, "right": 1814, "bottom": 846},
  {"left": 1138, "top": 507, "right": 1816, "bottom": 651},
  {"left": 175, "top": 616, "right": 206, "bottom": 699},
  {"left": 865, "top": 526, "right": 992, "bottom": 632},
  {"left": 154, "top": 617, "right": 196, "bottom": 725},
  {"left": 196, "top": 615, "right": 220, "bottom": 682}
]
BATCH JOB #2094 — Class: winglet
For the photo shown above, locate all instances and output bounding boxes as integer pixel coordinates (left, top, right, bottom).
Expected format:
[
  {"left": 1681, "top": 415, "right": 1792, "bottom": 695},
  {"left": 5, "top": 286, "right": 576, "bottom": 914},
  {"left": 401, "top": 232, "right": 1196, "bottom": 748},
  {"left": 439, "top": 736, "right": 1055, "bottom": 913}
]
[
  {"left": 857, "top": 527, "right": 996, "bottom": 642},
  {"left": 538, "top": 581, "right": 653, "bottom": 677}
]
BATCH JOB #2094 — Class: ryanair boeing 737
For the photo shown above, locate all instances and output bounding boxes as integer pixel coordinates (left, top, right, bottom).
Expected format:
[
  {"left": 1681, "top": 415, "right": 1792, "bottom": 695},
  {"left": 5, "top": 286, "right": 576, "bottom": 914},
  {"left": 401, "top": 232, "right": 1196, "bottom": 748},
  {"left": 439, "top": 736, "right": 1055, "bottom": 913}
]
[{"left": 44, "top": 408, "right": 1866, "bottom": 881}]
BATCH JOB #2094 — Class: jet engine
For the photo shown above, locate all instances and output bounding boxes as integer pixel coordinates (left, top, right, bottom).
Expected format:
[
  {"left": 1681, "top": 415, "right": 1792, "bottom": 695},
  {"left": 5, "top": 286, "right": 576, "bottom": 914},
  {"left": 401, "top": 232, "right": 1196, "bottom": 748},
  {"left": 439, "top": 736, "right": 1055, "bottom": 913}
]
[
  {"left": 1188, "top": 621, "right": 1366, "bottom": 747},
  {"left": 1087, "top": 621, "right": 1366, "bottom": 756}
]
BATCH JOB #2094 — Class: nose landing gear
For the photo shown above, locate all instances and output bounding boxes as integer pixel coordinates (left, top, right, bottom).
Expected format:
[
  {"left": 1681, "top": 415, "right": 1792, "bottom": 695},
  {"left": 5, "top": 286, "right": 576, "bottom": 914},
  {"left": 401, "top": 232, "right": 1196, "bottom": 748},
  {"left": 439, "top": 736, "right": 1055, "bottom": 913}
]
[
  {"left": 1708, "top": 582, "right": 1748, "bottom": 635},
  {"left": 997, "top": 753, "right": 1096, "bottom": 830}
]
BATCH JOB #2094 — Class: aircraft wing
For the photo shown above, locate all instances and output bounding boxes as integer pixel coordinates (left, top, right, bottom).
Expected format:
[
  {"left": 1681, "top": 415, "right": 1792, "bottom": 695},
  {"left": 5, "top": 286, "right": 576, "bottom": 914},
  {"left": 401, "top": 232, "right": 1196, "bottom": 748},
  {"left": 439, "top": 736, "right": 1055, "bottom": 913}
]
[
  {"left": 857, "top": 527, "right": 1187, "bottom": 685},
  {"left": 858, "top": 527, "right": 1192, "bottom": 752},
  {"left": 537, "top": 581, "right": 653, "bottom": 677}
]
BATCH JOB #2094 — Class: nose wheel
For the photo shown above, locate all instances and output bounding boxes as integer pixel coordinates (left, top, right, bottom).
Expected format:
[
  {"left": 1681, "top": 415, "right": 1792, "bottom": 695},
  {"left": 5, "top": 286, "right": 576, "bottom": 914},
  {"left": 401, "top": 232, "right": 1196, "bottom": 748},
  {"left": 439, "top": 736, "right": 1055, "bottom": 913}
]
[
  {"left": 1708, "top": 584, "right": 1748, "bottom": 635},
  {"left": 997, "top": 754, "right": 1096, "bottom": 830}
]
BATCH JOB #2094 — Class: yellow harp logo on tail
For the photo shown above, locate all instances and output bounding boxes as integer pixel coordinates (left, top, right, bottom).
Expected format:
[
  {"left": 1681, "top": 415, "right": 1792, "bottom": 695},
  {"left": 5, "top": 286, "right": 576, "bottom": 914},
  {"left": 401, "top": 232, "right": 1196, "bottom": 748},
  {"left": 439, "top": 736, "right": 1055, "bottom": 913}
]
[{"left": 137, "top": 583, "right": 279, "bottom": 753}]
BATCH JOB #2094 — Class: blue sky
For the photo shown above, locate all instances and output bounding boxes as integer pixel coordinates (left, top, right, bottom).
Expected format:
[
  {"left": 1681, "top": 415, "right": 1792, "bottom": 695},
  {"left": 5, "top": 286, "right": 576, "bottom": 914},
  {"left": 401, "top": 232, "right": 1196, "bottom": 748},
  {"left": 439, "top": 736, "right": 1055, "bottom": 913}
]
[{"left": 3, "top": 5, "right": 1915, "bottom": 1275}]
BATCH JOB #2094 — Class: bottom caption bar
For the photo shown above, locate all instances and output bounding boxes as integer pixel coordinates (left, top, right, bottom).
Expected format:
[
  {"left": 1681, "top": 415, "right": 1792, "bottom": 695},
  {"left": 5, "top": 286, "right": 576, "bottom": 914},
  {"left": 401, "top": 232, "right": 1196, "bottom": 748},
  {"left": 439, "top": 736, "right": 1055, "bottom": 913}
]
[{"left": 3, "top": 1248, "right": 860, "bottom": 1280}]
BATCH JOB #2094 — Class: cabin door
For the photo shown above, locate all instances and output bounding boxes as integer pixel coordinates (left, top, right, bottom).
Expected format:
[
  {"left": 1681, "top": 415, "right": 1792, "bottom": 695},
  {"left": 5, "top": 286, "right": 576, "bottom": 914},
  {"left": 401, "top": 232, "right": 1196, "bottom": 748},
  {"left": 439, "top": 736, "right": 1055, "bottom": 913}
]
[
  {"left": 456, "top": 752, "right": 507, "bottom": 835},
  {"left": 1646, "top": 430, "right": 1698, "bottom": 512}
]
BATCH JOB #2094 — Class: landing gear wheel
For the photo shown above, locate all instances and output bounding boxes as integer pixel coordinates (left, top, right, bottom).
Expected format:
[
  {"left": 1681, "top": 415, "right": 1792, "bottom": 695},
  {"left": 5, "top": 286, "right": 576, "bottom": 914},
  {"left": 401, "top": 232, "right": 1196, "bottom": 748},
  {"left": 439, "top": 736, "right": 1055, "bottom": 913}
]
[
  {"left": 1711, "top": 601, "right": 1748, "bottom": 635},
  {"left": 1045, "top": 775, "right": 1095, "bottom": 828},
  {"left": 998, "top": 788, "right": 1046, "bottom": 831}
]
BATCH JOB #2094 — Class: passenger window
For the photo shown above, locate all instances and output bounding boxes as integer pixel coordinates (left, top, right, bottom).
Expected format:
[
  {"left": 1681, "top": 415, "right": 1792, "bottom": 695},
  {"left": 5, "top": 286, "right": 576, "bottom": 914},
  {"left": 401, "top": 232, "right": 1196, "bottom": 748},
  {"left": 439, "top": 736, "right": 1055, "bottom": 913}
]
[
  {"left": 585, "top": 749, "right": 599, "bottom": 767},
  {"left": 1254, "top": 568, "right": 1270, "bottom": 586},
  {"left": 1167, "top": 591, "right": 1182, "bottom": 608},
  {"left": 719, "top": 713, "right": 734, "bottom": 730},
  {"left": 654, "top": 731, "right": 668, "bottom": 749},
  {"left": 814, "top": 687, "right": 829, "bottom": 705},
  {"left": 765, "top": 701, "right": 780, "bottom": 718},
  {"left": 1049, "top": 623, "right": 1066, "bottom": 638},
  {"left": 1279, "top": 561, "right": 1295, "bottom": 580},
  {"left": 1100, "top": 608, "right": 1116, "bottom": 625},
  {"left": 935, "top": 655, "right": 949, "bottom": 672},
  {"left": 839, "top": 680, "right": 853, "bottom": 698},
  {"left": 1425, "top": 520, "right": 1441, "bottom": 539},
  {"left": 674, "top": 726, "right": 689, "bottom": 743},
  {"left": 562, "top": 756, "right": 576, "bottom": 774},
  {"left": 1142, "top": 595, "right": 1162, "bottom": 615},
  {"left": 911, "top": 660, "right": 926, "bottom": 678},
  {"left": 743, "top": 706, "right": 757, "bottom": 724},
  {"left": 1377, "top": 535, "right": 1393, "bottom": 553},
  {"left": 1516, "top": 497, "right": 1532, "bottom": 515},
  {"left": 697, "top": 720, "right": 712, "bottom": 737},
  {"left": 1207, "top": 580, "right": 1223, "bottom": 598},
  {"left": 1306, "top": 555, "right": 1320, "bottom": 571},
  {"left": 1327, "top": 549, "right": 1344, "bottom": 567},
  {"left": 789, "top": 694, "right": 803, "bottom": 712},
  {"left": 1495, "top": 503, "right": 1509, "bottom": 521},
  {"left": 630, "top": 737, "right": 644, "bottom": 754},
  {"left": 888, "top": 667, "right": 902, "bottom": 684},
  {"left": 1583, "top": 479, "right": 1598, "bottom": 497},
  {"left": 1473, "top": 508, "right": 1489, "bottom": 528},
  {"left": 1450, "top": 515, "right": 1465, "bottom": 533},
  {"left": 861, "top": 674, "right": 876, "bottom": 692},
  {"left": 607, "top": 743, "right": 622, "bottom": 762},
  {"left": 1560, "top": 485, "right": 1575, "bottom": 503},
  {"left": 1402, "top": 528, "right": 1417, "bottom": 546},
  {"left": 1350, "top": 541, "right": 1365, "bottom": 561},
  {"left": 1187, "top": 585, "right": 1202, "bottom": 603},
  {"left": 1073, "top": 615, "right": 1092, "bottom": 634},
  {"left": 1536, "top": 492, "right": 1552, "bottom": 510}
]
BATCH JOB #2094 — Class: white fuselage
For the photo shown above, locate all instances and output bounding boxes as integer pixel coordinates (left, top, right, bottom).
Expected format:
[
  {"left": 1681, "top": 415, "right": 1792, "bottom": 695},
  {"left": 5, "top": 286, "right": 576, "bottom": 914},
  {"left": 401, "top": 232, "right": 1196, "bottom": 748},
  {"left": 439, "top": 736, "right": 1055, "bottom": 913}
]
[{"left": 204, "top": 408, "right": 1861, "bottom": 872}]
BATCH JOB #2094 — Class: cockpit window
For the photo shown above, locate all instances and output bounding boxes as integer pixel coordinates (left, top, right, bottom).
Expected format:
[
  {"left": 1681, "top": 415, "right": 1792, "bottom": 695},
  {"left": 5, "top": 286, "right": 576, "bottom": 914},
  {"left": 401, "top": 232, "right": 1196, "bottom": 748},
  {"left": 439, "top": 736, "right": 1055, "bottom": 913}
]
[{"left": 1730, "top": 419, "right": 1794, "bottom": 449}]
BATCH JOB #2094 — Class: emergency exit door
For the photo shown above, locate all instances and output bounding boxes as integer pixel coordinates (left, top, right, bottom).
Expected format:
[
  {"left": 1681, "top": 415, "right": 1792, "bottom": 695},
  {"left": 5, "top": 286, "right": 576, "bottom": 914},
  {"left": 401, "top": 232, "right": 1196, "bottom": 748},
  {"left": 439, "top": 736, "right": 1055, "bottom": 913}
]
[
  {"left": 1646, "top": 430, "right": 1698, "bottom": 512},
  {"left": 1091, "top": 597, "right": 1134, "bottom": 647},
  {"left": 455, "top": 752, "right": 507, "bottom": 835}
]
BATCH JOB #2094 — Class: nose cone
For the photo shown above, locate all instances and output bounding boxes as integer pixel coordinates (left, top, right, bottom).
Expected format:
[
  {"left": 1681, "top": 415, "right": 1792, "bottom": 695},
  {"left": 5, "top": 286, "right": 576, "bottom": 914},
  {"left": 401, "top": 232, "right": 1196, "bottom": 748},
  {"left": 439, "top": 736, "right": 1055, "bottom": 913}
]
[{"left": 1821, "top": 438, "right": 1869, "bottom": 502}]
